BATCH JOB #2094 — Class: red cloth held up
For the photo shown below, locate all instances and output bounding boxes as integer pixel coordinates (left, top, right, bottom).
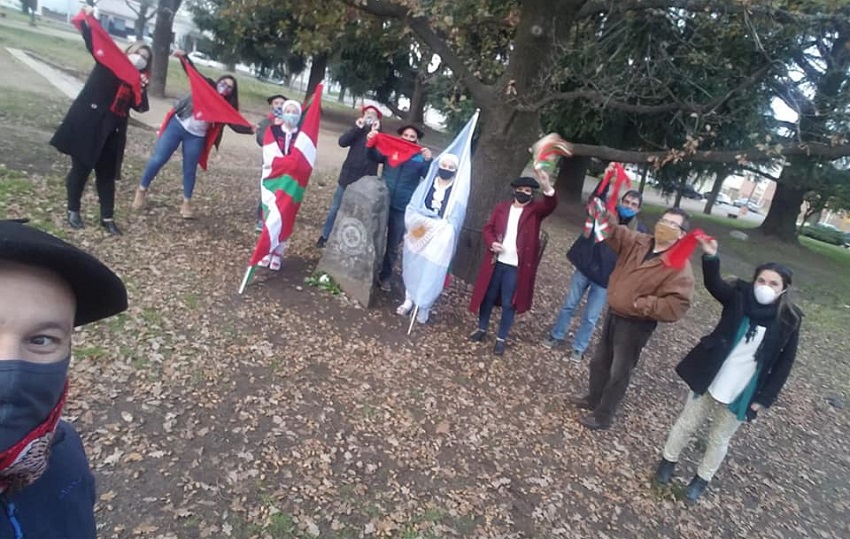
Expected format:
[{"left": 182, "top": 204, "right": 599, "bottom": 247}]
[
  {"left": 179, "top": 56, "right": 251, "bottom": 127},
  {"left": 366, "top": 133, "right": 422, "bottom": 167},
  {"left": 662, "top": 229, "right": 714, "bottom": 270},
  {"left": 71, "top": 10, "right": 142, "bottom": 106}
]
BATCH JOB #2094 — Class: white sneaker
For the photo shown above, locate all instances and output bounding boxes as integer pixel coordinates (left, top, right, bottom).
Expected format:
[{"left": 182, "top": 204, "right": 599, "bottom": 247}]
[
  {"left": 396, "top": 299, "right": 413, "bottom": 316},
  {"left": 269, "top": 254, "right": 282, "bottom": 271},
  {"left": 258, "top": 254, "right": 272, "bottom": 268}
]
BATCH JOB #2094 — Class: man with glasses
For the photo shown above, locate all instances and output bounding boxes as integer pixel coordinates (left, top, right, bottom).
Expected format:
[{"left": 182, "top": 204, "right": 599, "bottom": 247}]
[
  {"left": 543, "top": 190, "right": 646, "bottom": 363},
  {"left": 571, "top": 207, "right": 695, "bottom": 430}
]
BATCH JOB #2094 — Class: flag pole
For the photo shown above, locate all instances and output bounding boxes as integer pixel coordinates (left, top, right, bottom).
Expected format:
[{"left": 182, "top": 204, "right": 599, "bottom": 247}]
[
  {"left": 238, "top": 266, "right": 255, "bottom": 294},
  {"left": 407, "top": 305, "right": 418, "bottom": 336}
]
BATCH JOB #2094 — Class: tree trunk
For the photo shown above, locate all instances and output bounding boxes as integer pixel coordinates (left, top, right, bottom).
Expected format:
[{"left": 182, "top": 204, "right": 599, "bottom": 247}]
[
  {"left": 758, "top": 179, "right": 805, "bottom": 242},
  {"left": 638, "top": 166, "right": 648, "bottom": 195},
  {"left": 149, "top": 0, "right": 183, "bottom": 98},
  {"left": 134, "top": 3, "right": 151, "bottom": 41},
  {"left": 337, "top": 85, "right": 346, "bottom": 103},
  {"left": 702, "top": 173, "right": 722, "bottom": 214},
  {"left": 556, "top": 156, "right": 590, "bottom": 205},
  {"left": 407, "top": 74, "right": 427, "bottom": 125},
  {"left": 306, "top": 53, "right": 328, "bottom": 98}
]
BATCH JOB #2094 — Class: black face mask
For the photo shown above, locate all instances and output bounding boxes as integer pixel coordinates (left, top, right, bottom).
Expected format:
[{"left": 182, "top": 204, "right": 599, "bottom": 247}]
[
  {"left": 514, "top": 191, "right": 532, "bottom": 204},
  {"left": 437, "top": 167, "right": 455, "bottom": 180}
]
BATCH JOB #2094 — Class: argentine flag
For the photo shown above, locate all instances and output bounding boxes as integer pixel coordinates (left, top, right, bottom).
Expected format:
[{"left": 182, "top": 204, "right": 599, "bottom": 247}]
[{"left": 402, "top": 110, "right": 480, "bottom": 318}]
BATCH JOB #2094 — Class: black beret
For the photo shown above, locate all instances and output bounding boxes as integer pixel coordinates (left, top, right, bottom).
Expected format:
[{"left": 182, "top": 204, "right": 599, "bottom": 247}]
[
  {"left": 266, "top": 94, "right": 288, "bottom": 104},
  {"left": 0, "top": 221, "right": 128, "bottom": 326},
  {"left": 510, "top": 176, "right": 540, "bottom": 189},
  {"left": 397, "top": 124, "right": 425, "bottom": 140}
]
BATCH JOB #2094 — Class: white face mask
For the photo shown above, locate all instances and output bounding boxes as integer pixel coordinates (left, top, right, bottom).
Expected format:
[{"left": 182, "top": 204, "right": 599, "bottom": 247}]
[
  {"left": 754, "top": 284, "right": 781, "bottom": 305},
  {"left": 128, "top": 53, "right": 147, "bottom": 71}
]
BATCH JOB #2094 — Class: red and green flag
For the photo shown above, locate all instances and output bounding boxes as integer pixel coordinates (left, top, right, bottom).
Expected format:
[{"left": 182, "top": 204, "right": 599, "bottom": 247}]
[{"left": 239, "top": 85, "right": 323, "bottom": 293}]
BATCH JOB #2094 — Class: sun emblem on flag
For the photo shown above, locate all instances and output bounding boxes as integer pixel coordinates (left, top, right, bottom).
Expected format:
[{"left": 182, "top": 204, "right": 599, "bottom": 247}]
[
  {"left": 96, "top": 49, "right": 104, "bottom": 57},
  {"left": 195, "top": 111, "right": 203, "bottom": 119},
  {"left": 392, "top": 152, "right": 399, "bottom": 161}
]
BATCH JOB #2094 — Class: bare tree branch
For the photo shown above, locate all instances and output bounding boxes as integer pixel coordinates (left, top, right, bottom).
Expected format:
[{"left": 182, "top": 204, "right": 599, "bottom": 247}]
[
  {"left": 343, "top": 0, "right": 494, "bottom": 105},
  {"left": 740, "top": 164, "right": 780, "bottom": 182},
  {"left": 569, "top": 141, "right": 850, "bottom": 164}
]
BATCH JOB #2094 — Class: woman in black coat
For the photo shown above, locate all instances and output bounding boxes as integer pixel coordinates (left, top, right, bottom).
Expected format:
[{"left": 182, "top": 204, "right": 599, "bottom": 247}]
[
  {"left": 653, "top": 237, "right": 803, "bottom": 503},
  {"left": 50, "top": 6, "right": 151, "bottom": 235}
]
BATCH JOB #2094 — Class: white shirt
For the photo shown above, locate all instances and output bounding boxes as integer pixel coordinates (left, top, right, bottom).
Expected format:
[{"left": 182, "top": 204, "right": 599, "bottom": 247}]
[
  {"left": 708, "top": 325, "right": 766, "bottom": 404},
  {"left": 498, "top": 205, "right": 524, "bottom": 267},
  {"left": 428, "top": 180, "right": 453, "bottom": 214},
  {"left": 177, "top": 114, "right": 209, "bottom": 137}
]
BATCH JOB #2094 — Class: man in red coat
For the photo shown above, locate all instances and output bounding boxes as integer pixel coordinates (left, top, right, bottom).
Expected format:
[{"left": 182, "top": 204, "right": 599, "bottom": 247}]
[{"left": 469, "top": 171, "right": 558, "bottom": 355}]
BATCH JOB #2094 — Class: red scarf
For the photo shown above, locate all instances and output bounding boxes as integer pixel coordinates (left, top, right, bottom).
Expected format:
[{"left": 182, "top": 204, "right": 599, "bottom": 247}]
[
  {"left": 366, "top": 133, "right": 422, "bottom": 167},
  {"left": 662, "top": 229, "right": 713, "bottom": 270},
  {"left": 0, "top": 382, "right": 68, "bottom": 494},
  {"left": 179, "top": 56, "right": 251, "bottom": 127},
  {"left": 584, "top": 163, "right": 631, "bottom": 242},
  {"left": 71, "top": 10, "right": 142, "bottom": 106}
]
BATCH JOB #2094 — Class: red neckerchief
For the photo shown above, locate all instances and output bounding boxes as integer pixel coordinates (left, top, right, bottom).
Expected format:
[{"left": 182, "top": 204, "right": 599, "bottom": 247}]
[
  {"left": 0, "top": 381, "right": 69, "bottom": 494},
  {"left": 178, "top": 56, "right": 251, "bottom": 127},
  {"left": 366, "top": 133, "right": 422, "bottom": 167},
  {"left": 71, "top": 10, "right": 142, "bottom": 106}
]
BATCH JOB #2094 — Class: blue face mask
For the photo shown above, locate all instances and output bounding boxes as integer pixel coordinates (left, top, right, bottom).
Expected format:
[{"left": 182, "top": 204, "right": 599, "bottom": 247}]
[
  {"left": 0, "top": 357, "right": 70, "bottom": 451},
  {"left": 617, "top": 205, "right": 637, "bottom": 219},
  {"left": 282, "top": 113, "right": 300, "bottom": 126}
]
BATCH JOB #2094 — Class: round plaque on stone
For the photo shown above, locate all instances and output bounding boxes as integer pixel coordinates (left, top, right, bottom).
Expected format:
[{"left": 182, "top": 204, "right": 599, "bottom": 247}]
[{"left": 337, "top": 217, "right": 369, "bottom": 256}]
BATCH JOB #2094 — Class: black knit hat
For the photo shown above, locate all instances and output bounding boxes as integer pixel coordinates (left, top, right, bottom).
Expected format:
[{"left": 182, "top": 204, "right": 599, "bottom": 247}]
[
  {"left": 753, "top": 262, "right": 793, "bottom": 288},
  {"left": 266, "top": 94, "right": 288, "bottom": 104},
  {"left": 510, "top": 176, "right": 540, "bottom": 189},
  {"left": 0, "top": 221, "right": 128, "bottom": 326}
]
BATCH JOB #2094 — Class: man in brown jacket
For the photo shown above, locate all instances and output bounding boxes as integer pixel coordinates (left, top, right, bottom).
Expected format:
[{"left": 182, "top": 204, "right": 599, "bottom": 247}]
[{"left": 572, "top": 206, "right": 695, "bottom": 430}]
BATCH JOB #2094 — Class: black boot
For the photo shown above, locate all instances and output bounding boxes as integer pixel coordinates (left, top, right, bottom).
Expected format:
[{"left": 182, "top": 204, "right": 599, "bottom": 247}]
[
  {"left": 685, "top": 475, "right": 709, "bottom": 504},
  {"left": 67, "top": 211, "right": 84, "bottom": 229},
  {"left": 100, "top": 219, "right": 122, "bottom": 236},
  {"left": 568, "top": 395, "right": 596, "bottom": 411},
  {"left": 653, "top": 458, "right": 676, "bottom": 485},
  {"left": 316, "top": 236, "right": 327, "bottom": 248}
]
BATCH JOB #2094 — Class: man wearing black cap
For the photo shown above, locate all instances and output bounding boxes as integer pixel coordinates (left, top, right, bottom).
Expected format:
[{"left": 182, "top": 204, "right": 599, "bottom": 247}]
[
  {"left": 366, "top": 124, "right": 433, "bottom": 291},
  {"left": 0, "top": 220, "right": 128, "bottom": 538},
  {"left": 468, "top": 170, "right": 557, "bottom": 355}
]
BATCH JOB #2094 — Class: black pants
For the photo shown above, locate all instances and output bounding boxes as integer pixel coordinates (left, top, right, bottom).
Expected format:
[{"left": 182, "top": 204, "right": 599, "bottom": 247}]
[
  {"left": 65, "top": 136, "right": 119, "bottom": 220},
  {"left": 587, "top": 311, "right": 657, "bottom": 423}
]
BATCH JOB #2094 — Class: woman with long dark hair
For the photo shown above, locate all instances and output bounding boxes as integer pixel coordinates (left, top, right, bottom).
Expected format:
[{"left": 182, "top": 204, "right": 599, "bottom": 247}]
[
  {"left": 132, "top": 51, "right": 253, "bottom": 219},
  {"left": 653, "top": 237, "right": 803, "bottom": 503},
  {"left": 50, "top": 6, "right": 151, "bottom": 235}
]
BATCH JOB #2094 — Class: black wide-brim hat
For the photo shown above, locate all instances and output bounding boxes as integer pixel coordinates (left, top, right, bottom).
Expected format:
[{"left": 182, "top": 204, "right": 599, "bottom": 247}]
[
  {"left": 510, "top": 176, "right": 540, "bottom": 189},
  {"left": 397, "top": 124, "right": 425, "bottom": 140},
  {"left": 0, "top": 221, "right": 128, "bottom": 327}
]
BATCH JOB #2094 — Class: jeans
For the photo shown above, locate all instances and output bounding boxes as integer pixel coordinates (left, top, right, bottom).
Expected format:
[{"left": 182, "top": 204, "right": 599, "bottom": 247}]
[
  {"left": 140, "top": 116, "right": 205, "bottom": 199},
  {"left": 662, "top": 393, "right": 743, "bottom": 481},
  {"left": 379, "top": 209, "right": 406, "bottom": 282},
  {"left": 587, "top": 311, "right": 657, "bottom": 423},
  {"left": 320, "top": 184, "right": 346, "bottom": 239},
  {"left": 478, "top": 262, "right": 519, "bottom": 340},
  {"left": 549, "top": 269, "right": 608, "bottom": 354}
]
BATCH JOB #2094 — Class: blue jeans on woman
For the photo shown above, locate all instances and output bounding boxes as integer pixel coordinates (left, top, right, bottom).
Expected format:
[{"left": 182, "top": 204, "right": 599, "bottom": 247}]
[
  {"left": 320, "top": 184, "right": 346, "bottom": 240},
  {"left": 549, "top": 268, "right": 608, "bottom": 354},
  {"left": 478, "top": 262, "right": 519, "bottom": 340},
  {"left": 140, "top": 116, "right": 205, "bottom": 199}
]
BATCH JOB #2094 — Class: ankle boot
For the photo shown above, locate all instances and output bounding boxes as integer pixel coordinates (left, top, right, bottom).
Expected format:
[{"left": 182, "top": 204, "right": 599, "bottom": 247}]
[
  {"left": 653, "top": 458, "right": 676, "bottom": 485},
  {"left": 67, "top": 211, "right": 84, "bottom": 229},
  {"left": 685, "top": 475, "right": 709, "bottom": 504},
  {"left": 131, "top": 187, "right": 147, "bottom": 211},
  {"left": 180, "top": 199, "right": 195, "bottom": 219},
  {"left": 100, "top": 219, "right": 122, "bottom": 236}
]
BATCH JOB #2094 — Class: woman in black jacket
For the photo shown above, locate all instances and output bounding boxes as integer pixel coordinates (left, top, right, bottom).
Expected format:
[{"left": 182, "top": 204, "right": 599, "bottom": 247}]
[
  {"left": 50, "top": 6, "right": 151, "bottom": 235},
  {"left": 653, "top": 237, "right": 803, "bottom": 503}
]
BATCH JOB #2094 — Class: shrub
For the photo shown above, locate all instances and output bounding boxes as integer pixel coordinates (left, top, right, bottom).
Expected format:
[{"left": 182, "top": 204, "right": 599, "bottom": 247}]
[{"left": 800, "top": 224, "right": 845, "bottom": 246}]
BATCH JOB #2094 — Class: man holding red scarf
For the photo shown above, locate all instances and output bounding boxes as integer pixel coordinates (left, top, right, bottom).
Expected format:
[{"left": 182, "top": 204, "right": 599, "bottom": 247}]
[
  {"left": 366, "top": 124, "right": 433, "bottom": 291},
  {"left": 0, "top": 219, "right": 128, "bottom": 538}
]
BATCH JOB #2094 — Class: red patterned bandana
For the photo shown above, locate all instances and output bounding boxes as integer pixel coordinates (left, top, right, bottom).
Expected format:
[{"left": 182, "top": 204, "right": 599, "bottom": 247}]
[{"left": 0, "top": 381, "right": 68, "bottom": 494}]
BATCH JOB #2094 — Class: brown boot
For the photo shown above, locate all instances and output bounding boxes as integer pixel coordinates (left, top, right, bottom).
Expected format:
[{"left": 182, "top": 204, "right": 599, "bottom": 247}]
[
  {"left": 131, "top": 187, "right": 147, "bottom": 211},
  {"left": 180, "top": 198, "right": 195, "bottom": 219}
]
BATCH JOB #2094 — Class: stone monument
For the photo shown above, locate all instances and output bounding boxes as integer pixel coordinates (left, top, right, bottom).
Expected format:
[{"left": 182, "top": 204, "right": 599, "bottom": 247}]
[{"left": 316, "top": 176, "right": 389, "bottom": 307}]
